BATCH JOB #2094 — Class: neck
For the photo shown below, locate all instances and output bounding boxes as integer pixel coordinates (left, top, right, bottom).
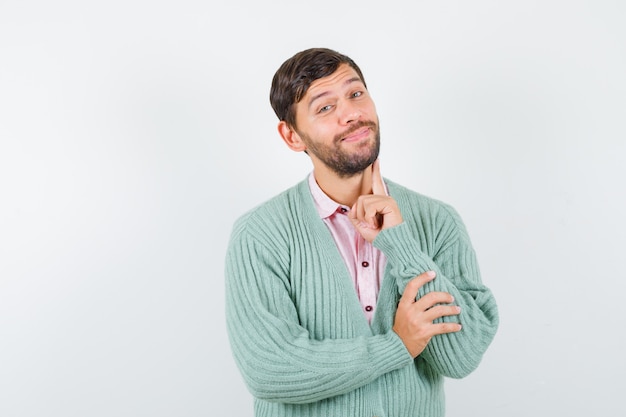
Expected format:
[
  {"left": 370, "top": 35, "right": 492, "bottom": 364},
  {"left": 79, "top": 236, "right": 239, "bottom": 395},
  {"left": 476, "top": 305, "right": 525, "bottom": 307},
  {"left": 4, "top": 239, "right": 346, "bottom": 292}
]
[{"left": 312, "top": 165, "right": 373, "bottom": 207}]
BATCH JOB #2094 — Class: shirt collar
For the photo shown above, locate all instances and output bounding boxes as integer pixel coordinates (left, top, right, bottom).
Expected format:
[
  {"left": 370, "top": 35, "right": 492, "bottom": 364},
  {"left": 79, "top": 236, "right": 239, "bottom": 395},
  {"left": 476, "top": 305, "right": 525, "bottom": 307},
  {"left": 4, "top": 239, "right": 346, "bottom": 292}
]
[{"left": 308, "top": 172, "right": 348, "bottom": 219}]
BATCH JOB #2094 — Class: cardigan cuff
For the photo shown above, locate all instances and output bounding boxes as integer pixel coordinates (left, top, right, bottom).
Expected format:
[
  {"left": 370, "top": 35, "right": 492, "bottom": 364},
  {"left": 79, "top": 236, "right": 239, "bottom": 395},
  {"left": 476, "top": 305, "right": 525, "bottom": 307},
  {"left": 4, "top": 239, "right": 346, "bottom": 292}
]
[{"left": 373, "top": 222, "right": 436, "bottom": 275}]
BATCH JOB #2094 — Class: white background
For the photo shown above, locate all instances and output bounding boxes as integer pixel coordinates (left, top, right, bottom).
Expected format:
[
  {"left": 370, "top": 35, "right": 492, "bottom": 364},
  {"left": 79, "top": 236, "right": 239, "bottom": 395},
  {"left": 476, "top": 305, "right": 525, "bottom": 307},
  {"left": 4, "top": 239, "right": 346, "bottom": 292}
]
[{"left": 1, "top": 1, "right": 625, "bottom": 416}]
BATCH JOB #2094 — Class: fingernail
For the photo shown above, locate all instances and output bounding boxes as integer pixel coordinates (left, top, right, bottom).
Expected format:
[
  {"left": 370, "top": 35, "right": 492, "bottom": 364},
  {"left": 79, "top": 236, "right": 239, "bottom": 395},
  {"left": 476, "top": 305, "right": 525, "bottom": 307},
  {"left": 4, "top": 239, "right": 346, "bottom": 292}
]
[{"left": 427, "top": 271, "right": 436, "bottom": 278}]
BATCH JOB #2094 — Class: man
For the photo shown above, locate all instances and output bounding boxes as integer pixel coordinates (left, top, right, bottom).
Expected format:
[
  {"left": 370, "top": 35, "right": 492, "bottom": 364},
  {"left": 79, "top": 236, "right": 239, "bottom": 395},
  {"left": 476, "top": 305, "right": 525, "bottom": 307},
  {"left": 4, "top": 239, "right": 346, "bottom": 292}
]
[{"left": 225, "top": 47, "right": 499, "bottom": 417}]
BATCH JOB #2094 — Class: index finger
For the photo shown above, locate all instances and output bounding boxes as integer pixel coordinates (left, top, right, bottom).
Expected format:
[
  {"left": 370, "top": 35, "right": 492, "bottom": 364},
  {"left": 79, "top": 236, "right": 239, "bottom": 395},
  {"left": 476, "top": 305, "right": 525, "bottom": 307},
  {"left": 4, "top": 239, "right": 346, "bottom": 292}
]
[
  {"left": 371, "top": 158, "right": 387, "bottom": 196},
  {"left": 398, "top": 271, "right": 436, "bottom": 306}
]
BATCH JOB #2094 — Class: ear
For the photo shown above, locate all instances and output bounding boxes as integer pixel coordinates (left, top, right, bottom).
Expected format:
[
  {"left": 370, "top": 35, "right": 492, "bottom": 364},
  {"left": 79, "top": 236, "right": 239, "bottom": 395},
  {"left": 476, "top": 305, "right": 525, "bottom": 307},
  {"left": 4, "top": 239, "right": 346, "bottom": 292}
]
[{"left": 278, "top": 121, "right": 307, "bottom": 152}]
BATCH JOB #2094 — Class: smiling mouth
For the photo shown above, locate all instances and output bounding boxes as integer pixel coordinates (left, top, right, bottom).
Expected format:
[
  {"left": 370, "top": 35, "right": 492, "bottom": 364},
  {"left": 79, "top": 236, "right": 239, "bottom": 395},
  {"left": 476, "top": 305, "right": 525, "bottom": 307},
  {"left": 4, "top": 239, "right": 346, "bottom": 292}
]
[{"left": 341, "top": 127, "right": 370, "bottom": 142}]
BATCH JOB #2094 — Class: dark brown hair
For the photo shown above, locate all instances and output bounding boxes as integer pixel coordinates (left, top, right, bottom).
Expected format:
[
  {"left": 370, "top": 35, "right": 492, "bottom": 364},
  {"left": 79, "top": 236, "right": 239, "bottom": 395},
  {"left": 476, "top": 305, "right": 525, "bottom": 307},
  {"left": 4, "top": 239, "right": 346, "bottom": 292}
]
[{"left": 269, "top": 48, "right": 367, "bottom": 128}]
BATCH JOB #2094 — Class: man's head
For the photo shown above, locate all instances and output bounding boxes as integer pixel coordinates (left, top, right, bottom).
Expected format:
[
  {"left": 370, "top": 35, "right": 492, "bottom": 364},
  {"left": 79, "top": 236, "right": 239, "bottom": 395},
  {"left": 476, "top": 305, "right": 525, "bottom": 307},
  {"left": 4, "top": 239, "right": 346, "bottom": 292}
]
[
  {"left": 270, "top": 48, "right": 367, "bottom": 127},
  {"left": 271, "top": 48, "right": 380, "bottom": 178}
]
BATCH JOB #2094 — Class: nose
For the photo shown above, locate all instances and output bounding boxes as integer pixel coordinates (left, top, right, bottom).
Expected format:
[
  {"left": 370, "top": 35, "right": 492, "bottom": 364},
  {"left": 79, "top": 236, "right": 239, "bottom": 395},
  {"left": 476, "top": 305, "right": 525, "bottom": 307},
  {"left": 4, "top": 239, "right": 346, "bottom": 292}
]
[{"left": 339, "top": 101, "right": 361, "bottom": 125}]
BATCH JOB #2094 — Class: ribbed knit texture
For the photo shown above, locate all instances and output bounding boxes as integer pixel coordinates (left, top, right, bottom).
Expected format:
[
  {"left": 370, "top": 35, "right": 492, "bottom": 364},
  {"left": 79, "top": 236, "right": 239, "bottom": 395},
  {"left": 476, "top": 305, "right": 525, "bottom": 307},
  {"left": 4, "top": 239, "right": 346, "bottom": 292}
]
[{"left": 225, "top": 178, "right": 499, "bottom": 417}]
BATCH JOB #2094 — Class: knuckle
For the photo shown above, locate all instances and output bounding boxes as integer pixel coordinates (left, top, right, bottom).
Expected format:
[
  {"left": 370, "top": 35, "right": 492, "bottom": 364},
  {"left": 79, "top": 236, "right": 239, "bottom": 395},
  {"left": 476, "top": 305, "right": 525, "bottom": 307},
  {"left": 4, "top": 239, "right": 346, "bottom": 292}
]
[
  {"left": 445, "top": 322, "right": 461, "bottom": 333},
  {"left": 407, "top": 278, "right": 421, "bottom": 291},
  {"left": 421, "top": 292, "right": 440, "bottom": 304}
]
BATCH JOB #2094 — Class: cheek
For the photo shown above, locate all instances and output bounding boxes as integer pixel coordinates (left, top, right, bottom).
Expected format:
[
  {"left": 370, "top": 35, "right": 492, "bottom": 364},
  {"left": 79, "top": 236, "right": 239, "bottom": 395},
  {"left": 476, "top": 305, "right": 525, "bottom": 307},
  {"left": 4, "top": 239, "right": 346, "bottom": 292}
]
[
  {"left": 361, "top": 102, "right": 377, "bottom": 119},
  {"left": 306, "top": 121, "right": 334, "bottom": 141}
]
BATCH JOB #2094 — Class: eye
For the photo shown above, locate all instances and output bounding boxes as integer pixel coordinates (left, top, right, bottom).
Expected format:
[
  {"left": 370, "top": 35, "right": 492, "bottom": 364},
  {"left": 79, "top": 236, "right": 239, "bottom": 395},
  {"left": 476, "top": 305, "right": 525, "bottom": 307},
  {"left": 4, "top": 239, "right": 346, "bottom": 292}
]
[
  {"left": 318, "top": 104, "right": 333, "bottom": 113},
  {"left": 351, "top": 91, "right": 363, "bottom": 98}
]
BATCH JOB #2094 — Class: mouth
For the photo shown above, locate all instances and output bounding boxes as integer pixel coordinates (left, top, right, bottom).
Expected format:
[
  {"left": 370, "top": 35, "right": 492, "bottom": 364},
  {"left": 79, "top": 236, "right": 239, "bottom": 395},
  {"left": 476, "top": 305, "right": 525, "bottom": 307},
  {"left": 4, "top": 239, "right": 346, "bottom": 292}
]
[{"left": 341, "top": 126, "right": 371, "bottom": 143}]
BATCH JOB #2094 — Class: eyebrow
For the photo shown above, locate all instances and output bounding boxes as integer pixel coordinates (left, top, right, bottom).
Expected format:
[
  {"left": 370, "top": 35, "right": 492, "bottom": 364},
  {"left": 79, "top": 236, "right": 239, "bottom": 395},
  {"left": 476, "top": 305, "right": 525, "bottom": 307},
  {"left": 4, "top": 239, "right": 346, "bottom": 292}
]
[{"left": 307, "top": 76, "right": 363, "bottom": 110}]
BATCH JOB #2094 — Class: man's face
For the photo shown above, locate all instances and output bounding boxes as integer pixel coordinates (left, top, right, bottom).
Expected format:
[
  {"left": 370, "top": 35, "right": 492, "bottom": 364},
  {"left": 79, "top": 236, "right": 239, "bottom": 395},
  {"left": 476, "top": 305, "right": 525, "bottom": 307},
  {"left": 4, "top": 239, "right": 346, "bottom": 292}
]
[{"left": 293, "top": 64, "right": 380, "bottom": 178}]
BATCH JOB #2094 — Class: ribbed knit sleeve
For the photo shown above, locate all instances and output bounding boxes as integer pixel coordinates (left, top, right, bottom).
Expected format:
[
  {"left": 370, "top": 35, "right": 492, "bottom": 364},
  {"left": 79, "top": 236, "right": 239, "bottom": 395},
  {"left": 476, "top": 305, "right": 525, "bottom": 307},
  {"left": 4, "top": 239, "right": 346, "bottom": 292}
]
[
  {"left": 225, "top": 198, "right": 413, "bottom": 405},
  {"left": 373, "top": 183, "right": 499, "bottom": 378}
]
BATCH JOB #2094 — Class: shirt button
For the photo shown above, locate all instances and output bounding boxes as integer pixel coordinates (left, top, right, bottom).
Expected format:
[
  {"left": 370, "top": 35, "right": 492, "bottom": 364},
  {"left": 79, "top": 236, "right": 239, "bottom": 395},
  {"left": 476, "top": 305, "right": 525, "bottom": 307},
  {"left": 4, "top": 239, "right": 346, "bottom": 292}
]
[
  {"left": 340, "top": 207, "right": 348, "bottom": 213},
  {"left": 361, "top": 261, "right": 369, "bottom": 267},
  {"left": 365, "top": 305, "right": 373, "bottom": 312}
]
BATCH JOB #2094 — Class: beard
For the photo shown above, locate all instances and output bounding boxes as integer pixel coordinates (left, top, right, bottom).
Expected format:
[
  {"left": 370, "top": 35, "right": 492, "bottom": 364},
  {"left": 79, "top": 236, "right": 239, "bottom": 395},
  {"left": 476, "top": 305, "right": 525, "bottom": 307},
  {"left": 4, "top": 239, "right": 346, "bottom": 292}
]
[{"left": 300, "top": 120, "right": 381, "bottom": 178}]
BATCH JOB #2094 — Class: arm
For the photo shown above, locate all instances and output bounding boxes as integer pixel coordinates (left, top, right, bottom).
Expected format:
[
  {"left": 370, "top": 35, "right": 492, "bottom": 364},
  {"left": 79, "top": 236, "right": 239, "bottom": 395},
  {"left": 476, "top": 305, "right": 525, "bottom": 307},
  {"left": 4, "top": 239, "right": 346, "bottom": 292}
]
[
  {"left": 224, "top": 221, "right": 413, "bottom": 404},
  {"left": 349, "top": 160, "right": 471, "bottom": 362},
  {"left": 373, "top": 208, "right": 499, "bottom": 379}
]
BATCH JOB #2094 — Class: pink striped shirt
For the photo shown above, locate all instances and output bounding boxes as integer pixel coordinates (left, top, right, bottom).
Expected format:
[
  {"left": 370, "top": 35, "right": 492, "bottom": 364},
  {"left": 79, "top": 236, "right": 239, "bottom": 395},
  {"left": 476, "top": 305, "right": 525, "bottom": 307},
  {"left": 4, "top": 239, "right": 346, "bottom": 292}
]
[{"left": 308, "top": 173, "right": 387, "bottom": 324}]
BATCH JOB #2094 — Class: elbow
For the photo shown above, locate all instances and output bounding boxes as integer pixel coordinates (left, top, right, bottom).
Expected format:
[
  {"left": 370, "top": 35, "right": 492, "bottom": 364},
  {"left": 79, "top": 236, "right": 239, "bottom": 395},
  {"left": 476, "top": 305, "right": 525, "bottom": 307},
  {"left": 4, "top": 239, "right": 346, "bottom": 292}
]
[
  {"left": 244, "top": 375, "right": 327, "bottom": 405},
  {"left": 442, "top": 355, "right": 483, "bottom": 379},
  {"left": 433, "top": 344, "right": 490, "bottom": 379},
  {"left": 244, "top": 377, "right": 282, "bottom": 402},
  {"left": 452, "top": 312, "right": 500, "bottom": 379},
  {"left": 426, "top": 306, "right": 500, "bottom": 379}
]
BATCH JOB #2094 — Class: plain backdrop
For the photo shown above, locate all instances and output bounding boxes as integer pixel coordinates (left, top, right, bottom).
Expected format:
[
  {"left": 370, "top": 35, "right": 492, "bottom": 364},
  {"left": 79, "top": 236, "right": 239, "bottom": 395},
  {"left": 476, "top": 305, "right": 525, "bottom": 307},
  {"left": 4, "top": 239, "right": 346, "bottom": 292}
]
[{"left": 1, "top": 1, "right": 625, "bottom": 416}]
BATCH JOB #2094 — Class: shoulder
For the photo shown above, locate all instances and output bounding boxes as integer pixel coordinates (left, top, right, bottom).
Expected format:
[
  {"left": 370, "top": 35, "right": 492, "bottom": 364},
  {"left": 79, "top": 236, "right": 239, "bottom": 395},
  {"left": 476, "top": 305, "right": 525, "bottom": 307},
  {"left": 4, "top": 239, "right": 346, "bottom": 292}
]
[
  {"left": 385, "top": 178, "right": 470, "bottom": 239},
  {"left": 385, "top": 179, "right": 458, "bottom": 215},
  {"left": 229, "top": 179, "right": 310, "bottom": 245}
]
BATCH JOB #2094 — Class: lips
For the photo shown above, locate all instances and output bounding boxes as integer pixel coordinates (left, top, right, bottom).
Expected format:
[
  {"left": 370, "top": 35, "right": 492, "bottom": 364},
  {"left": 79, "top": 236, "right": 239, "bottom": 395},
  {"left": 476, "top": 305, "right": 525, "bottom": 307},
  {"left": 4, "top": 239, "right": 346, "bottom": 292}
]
[{"left": 341, "top": 127, "right": 370, "bottom": 143}]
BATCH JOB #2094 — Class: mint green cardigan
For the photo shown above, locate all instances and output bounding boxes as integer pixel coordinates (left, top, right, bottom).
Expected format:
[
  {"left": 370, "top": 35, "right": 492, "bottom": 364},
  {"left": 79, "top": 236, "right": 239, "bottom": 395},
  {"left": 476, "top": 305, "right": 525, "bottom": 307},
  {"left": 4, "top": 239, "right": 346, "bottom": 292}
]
[{"left": 225, "top": 178, "right": 499, "bottom": 417}]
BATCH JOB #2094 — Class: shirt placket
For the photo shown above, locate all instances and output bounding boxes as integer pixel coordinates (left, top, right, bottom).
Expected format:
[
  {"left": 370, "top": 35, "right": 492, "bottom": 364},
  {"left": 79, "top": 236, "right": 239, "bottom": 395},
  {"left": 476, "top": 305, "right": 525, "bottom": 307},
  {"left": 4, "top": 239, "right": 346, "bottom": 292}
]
[{"left": 356, "top": 235, "right": 377, "bottom": 322}]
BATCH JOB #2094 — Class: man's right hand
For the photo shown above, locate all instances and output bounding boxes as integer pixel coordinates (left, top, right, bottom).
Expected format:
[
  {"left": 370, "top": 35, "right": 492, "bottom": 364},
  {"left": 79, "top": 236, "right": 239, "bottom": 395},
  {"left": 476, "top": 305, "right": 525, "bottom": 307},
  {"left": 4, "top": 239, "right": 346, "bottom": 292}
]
[
  {"left": 393, "top": 271, "right": 462, "bottom": 358},
  {"left": 348, "top": 159, "right": 403, "bottom": 243}
]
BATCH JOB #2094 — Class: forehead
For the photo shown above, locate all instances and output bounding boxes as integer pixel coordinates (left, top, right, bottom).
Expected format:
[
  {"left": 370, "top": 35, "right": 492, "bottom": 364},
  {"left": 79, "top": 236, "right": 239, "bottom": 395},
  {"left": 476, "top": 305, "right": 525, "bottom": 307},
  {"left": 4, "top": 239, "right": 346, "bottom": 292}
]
[{"left": 304, "top": 64, "right": 363, "bottom": 98}]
